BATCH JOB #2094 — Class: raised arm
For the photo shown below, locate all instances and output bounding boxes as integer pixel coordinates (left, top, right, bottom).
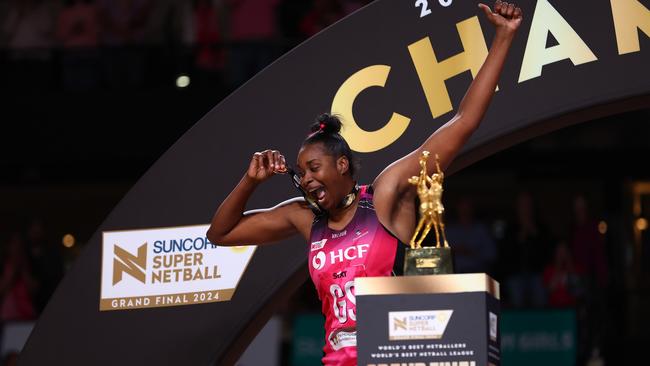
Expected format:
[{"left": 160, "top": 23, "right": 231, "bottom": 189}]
[
  {"left": 373, "top": 1, "right": 522, "bottom": 241},
  {"left": 207, "top": 150, "right": 313, "bottom": 246}
]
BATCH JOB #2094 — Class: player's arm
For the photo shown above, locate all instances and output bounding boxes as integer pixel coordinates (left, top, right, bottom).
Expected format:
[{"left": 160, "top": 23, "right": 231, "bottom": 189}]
[
  {"left": 207, "top": 150, "right": 314, "bottom": 246},
  {"left": 373, "top": 1, "right": 523, "bottom": 237}
]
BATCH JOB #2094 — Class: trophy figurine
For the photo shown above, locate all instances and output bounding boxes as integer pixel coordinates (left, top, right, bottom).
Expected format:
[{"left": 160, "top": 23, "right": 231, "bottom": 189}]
[{"left": 403, "top": 151, "right": 454, "bottom": 275}]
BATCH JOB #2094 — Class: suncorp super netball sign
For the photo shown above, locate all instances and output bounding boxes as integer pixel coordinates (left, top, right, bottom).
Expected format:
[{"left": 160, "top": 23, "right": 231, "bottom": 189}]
[{"left": 100, "top": 225, "right": 255, "bottom": 310}]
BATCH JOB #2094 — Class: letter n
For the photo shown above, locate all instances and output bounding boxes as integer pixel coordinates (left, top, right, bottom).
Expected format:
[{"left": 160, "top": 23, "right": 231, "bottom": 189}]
[
  {"left": 394, "top": 317, "right": 407, "bottom": 330},
  {"left": 113, "top": 243, "right": 147, "bottom": 285},
  {"left": 611, "top": 0, "right": 650, "bottom": 54}
]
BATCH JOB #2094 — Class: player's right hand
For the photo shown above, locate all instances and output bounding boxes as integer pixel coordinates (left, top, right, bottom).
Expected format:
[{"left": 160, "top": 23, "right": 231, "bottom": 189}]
[{"left": 247, "top": 150, "right": 287, "bottom": 182}]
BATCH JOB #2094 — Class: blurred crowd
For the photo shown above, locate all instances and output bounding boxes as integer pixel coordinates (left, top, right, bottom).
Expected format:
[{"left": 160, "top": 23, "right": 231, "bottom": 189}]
[
  {"left": 443, "top": 191, "right": 610, "bottom": 365},
  {"left": 0, "top": 0, "right": 372, "bottom": 92},
  {"left": 1, "top": 219, "right": 64, "bottom": 323}
]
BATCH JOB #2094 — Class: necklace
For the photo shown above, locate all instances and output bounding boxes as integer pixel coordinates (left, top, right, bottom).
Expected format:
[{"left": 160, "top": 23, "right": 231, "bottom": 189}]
[{"left": 338, "top": 183, "right": 360, "bottom": 209}]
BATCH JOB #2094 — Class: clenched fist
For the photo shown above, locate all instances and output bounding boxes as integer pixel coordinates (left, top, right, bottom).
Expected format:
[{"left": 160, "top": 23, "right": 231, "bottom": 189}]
[
  {"left": 247, "top": 149, "right": 287, "bottom": 182},
  {"left": 479, "top": 0, "right": 523, "bottom": 34}
]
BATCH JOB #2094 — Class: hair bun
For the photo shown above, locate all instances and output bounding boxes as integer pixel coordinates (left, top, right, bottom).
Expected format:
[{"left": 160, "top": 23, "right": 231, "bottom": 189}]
[{"left": 310, "top": 113, "right": 342, "bottom": 135}]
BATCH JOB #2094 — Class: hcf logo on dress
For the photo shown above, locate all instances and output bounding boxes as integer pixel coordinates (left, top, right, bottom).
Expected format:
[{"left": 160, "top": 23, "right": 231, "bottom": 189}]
[{"left": 312, "top": 244, "right": 369, "bottom": 270}]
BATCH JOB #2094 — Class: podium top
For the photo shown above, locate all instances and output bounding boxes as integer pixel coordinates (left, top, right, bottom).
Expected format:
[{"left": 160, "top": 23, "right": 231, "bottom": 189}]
[{"left": 355, "top": 273, "right": 499, "bottom": 299}]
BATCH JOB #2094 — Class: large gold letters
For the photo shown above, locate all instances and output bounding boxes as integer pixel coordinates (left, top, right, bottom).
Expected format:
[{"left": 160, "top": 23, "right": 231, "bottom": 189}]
[
  {"left": 518, "top": 0, "right": 597, "bottom": 82},
  {"left": 331, "top": 65, "right": 411, "bottom": 153},
  {"left": 332, "top": 0, "right": 644, "bottom": 153},
  {"left": 409, "top": 16, "right": 490, "bottom": 119},
  {"left": 611, "top": 0, "right": 650, "bottom": 55},
  {"left": 332, "top": 17, "right": 490, "bottom": 153}
]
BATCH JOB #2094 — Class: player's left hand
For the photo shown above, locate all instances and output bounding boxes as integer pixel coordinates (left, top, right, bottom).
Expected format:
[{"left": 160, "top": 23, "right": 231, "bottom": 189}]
[{"left": 479, "top": 0, "right": 523, "bottom": 34}]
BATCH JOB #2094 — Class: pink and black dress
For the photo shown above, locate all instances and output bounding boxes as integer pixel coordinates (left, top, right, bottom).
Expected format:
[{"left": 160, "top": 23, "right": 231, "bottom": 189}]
[{"left": 308, "top": 185, "right": 404, "bottom": 366}]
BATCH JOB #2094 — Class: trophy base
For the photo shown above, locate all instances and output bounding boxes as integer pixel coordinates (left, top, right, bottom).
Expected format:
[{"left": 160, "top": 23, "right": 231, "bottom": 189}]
[{"left": 404, "top": 247, "right": 454, "bottom": 276}]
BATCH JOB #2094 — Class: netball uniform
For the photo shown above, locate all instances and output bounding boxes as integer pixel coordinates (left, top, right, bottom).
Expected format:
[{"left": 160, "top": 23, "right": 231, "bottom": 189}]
[{"left": 308, "top": 185, "right": 403, "bottom": 366}]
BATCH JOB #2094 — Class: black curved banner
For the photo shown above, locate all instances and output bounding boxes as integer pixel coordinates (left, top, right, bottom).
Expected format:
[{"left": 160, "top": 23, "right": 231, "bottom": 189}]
[{"left": 20, "top": 0, "right": 650, "bottom": 365}]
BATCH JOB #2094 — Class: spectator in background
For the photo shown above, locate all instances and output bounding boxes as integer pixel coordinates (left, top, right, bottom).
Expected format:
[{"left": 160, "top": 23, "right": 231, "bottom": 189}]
[
  {"left": 0, "top": 1, "right": 12, "bottom": 46},
  {"left": 0, "top": 232, "right": 36, "bottom": 322},
  {"left": 543, "top": 241, "right": 584, "bottom": 308},
  {"left": 2, "top": 0, "right": 57, "bottom": 91},
  {"left": 194, "top": 0, "right": 224, "bottom": 80},
  {"left": 2, "top": 351, "right": 19, "bottom": 366},
  {"left": 446, "top": 196, "right": 497, "bottom": 275},
  {"left": 97, "top": 0, "right": 152, "bottom": 88},
  {"left": 56, "top": 0, "right": 100, "bottom": 48},
  {"left": 139, "top": 0, "right": 178, "bottom": 87},
  {"left": 176, "top": 0, "right": 224, "bottom": 87},
  {"left": 341, "top": 0, "right": 370, "bottom": 15},
  {"left": 98, "top": 0, "right": 150, "bottom": 46},
  {"left": 226, "top": 0, "right": 280, "bottom": 88},
  {"left": 141, "top": 0, "right": 176, "bottom": 46},
  {"left": 571, "top": 194, "right": 608, "bottom": 289},
  {"left": 276, "top": 0, "right": 312, "bottom": 42},
  {"left": 299, "top": 0, "right": 344, "bottom": 38},
  {"left": 498, "top": 191, "right": 552, "bottom": 308},
  {"left": 56, "top": 0, "right": 101, "bottom": 91},
  {"left": 25, "top": 218, "right": 64, "bottom": 313},
  {"left": 570, "top": 194, "right": 608, "bottom": 363}
]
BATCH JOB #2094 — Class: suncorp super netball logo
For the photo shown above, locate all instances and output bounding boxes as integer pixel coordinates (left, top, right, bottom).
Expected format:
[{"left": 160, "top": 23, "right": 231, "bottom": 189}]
[
  {"left": 388, "top": 310, "right": 453, "bottom": 341},
  {"left": 101, "top": 225, "right": 256, "bottom": 311}
]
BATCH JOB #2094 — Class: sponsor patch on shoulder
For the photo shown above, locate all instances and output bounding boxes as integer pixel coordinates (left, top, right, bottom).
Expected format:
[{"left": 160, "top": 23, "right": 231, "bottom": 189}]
[{"left": 311, "top": 239, "right": 327, "bottom": 251}]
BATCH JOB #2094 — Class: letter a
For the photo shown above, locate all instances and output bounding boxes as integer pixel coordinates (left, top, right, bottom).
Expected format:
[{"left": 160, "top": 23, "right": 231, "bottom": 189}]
[{"left": 518, "top": 0, "right": 597, "bottom": 82}]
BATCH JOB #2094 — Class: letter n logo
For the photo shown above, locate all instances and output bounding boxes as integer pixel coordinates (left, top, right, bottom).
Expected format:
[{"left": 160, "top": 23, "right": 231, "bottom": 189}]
[
  {"left": 113, "top": 243, "right": 147, "bottom": 285},
  {"left": 394, "top": 317, "right": 407, "bottom": 331}
]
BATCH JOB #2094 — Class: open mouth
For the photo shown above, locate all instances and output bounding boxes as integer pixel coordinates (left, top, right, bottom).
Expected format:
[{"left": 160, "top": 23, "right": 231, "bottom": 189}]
[{"left": 309, "top": 187, "right": 326, "bottom": 203}]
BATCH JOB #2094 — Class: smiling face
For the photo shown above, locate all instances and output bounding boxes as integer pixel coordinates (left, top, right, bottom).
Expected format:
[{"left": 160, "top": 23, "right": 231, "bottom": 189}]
[{"left": 296, "top": 142, "right": 353, "bottom": 212}]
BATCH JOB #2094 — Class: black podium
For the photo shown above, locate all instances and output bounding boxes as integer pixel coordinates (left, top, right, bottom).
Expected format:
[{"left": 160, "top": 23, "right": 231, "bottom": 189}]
[{"left": 356, "top": 273, "right": 500, "bottom": 366}]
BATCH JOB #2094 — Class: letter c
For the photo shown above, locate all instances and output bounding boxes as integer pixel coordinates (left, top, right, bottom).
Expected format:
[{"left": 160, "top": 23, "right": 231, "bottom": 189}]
[
  {"left": 331, "top": 65, "right": 411, "bottom": 153},
  {"left": 344, "top": 246, "right": 357, "bottom": 260}
]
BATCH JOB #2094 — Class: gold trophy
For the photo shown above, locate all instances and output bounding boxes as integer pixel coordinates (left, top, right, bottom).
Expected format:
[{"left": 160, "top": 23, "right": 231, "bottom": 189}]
[{"left": 403, "top": 151, "right": 454, "bottom": 275}]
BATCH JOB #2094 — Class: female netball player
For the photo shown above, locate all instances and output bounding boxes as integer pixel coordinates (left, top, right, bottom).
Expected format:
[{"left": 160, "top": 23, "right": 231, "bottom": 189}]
[{"left": 208, "top": 2, "right": 522, "bottom": 364}]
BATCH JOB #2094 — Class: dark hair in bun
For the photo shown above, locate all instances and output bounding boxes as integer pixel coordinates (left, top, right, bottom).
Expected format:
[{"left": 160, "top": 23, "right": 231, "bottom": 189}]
[
  {"left": 310, "top": 113, "right": 342, "bottom": 134},
  {"left": 303, "top": 113, "right": 358, "bottom": 177}
]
